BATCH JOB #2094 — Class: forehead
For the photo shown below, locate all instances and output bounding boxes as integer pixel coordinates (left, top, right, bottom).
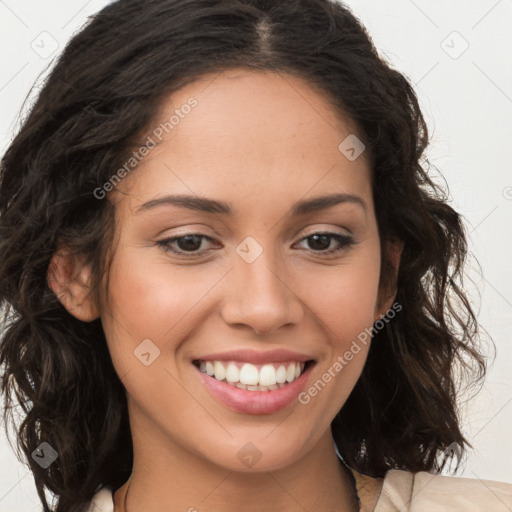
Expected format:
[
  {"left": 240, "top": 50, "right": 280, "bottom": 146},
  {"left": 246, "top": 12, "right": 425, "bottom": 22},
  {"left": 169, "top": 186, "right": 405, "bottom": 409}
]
[{"left": 114, "top": 69, "right": 372, "bottom": 215}]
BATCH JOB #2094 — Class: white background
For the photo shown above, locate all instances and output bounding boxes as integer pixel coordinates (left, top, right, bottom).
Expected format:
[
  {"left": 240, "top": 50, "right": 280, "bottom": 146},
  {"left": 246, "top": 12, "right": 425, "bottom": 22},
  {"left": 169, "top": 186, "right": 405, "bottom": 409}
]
[{"left": 0, "top": 0, "right": 511, "bottom": 510}]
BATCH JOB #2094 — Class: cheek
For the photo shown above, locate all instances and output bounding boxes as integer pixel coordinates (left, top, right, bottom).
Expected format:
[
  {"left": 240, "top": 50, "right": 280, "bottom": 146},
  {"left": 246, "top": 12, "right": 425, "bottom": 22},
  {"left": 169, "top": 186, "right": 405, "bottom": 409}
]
[
  {"left": 296, "top": 255, "right": 380, "bottom": 419},
  {"left": 300, "top": 251, "right": 381, "bottom": 350},
  {"left": 100, "top": 248, "right": 220, "bottom": 362}
]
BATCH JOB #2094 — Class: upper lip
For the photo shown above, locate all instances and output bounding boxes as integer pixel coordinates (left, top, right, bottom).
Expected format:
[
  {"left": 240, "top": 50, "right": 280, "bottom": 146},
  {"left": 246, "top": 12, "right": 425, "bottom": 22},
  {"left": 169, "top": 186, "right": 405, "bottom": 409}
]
[{"left": 193, "top": 349, "right": 314, "bottom": 364}]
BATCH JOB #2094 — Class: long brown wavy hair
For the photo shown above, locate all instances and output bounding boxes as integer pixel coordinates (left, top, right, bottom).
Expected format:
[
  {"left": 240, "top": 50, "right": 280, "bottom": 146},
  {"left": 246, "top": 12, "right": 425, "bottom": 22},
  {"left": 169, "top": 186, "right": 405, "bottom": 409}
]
[{"left": 0, "top": 0, "right": 490, "bottom": 510}]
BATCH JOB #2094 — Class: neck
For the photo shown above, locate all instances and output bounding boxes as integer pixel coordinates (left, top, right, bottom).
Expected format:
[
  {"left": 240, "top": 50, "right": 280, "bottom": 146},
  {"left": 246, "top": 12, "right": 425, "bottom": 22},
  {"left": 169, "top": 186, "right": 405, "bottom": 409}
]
[{"left": 114, "top": 430, "right": 359, "bottom": 512}]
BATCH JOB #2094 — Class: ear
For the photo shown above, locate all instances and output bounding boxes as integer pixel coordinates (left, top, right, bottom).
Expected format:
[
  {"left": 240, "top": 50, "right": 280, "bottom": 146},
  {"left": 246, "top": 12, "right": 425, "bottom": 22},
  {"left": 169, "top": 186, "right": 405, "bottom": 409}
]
[
  {"left": 47, "top": 248, "right": 100, "bottom": 322},
  {"left": 374, "top": 238, "right": 403, "bottom": 322}
]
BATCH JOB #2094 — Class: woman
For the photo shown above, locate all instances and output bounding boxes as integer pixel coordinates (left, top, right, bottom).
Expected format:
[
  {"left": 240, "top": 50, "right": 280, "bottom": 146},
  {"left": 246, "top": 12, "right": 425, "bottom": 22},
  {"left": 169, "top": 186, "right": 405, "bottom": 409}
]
[{"left": 1, "top": 1, "right": 510, "bottom": 511}]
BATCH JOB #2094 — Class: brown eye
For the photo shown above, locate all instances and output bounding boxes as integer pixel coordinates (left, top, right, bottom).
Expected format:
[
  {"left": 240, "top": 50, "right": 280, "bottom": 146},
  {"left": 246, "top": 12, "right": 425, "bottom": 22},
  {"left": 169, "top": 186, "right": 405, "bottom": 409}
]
[
  {"left": 295, "top": 232, "right": 355, "bottom": 255},
  {"left": 157, "top": 234, "right": 218, "bottom": 255}
]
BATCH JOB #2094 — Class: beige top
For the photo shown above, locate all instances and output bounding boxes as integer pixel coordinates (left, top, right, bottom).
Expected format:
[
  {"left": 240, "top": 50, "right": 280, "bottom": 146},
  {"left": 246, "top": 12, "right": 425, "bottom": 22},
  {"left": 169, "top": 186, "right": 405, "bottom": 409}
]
[
  {"left": 353, "top": 468, "right": 512, "bottom": 511},
  {"left": 86, "top": 468, "right": 512, "bottom": 511}
]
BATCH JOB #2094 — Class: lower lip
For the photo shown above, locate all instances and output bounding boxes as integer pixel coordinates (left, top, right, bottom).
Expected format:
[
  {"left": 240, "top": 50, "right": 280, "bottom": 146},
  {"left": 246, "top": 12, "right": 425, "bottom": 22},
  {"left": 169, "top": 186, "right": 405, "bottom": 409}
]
[{"left": 194, "top": 362, "right": 314, "bottom": 415}]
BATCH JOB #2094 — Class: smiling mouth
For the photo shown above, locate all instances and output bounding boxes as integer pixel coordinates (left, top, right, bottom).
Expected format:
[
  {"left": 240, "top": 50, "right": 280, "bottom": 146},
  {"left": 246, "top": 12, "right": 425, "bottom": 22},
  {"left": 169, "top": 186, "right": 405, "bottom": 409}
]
[{"left": 192, "top": 359, "right": 316, "bottom": 391}]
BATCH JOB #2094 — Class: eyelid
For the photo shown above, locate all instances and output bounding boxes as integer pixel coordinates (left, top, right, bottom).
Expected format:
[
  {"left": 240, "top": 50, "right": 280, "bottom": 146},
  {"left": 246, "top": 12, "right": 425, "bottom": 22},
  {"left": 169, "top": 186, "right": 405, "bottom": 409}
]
[
  {"left": 156, "top": 228, "right": 356, "bottom": 257},
  {"left": 299, "top": 226, "right": 351, "bottom": 238}
]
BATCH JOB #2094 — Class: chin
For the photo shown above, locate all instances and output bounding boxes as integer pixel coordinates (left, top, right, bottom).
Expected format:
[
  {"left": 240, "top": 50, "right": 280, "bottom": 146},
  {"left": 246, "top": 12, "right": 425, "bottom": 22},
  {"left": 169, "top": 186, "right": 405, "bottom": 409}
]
[{"left": 198, "top": 433, "right": 310, "bottom": 473}]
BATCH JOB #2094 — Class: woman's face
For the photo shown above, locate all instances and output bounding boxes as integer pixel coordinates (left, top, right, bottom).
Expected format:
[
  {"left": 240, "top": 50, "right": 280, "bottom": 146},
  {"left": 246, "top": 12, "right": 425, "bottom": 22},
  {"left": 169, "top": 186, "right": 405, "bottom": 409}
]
[{"left": 100, "top": 69, "right": 393, "bottom": 472}]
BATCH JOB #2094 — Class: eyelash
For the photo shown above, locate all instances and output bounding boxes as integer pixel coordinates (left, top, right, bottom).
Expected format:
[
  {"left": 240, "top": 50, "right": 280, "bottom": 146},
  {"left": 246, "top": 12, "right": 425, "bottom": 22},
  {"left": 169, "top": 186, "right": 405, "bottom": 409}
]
[{"left": 156, "top": 231, "right": 356, "bottom": 257}]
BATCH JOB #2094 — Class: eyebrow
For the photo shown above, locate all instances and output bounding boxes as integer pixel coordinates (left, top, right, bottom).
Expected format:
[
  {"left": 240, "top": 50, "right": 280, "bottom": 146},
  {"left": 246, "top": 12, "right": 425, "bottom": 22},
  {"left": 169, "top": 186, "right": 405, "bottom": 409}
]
[{"left": 136, "top": 192, "right": 367, "bottom": 216}]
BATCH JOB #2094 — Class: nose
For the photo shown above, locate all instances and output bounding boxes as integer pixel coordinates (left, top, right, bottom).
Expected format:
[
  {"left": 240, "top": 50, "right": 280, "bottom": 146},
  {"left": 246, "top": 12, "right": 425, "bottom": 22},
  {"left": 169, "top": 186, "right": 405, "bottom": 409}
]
[{"left": 219, "top": 246, "right": 304, "bottom": 336}]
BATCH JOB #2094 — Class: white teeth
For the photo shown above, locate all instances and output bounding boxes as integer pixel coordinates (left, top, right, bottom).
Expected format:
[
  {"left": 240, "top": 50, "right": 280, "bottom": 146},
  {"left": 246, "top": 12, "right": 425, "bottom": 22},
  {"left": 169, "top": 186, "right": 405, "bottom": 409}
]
[
  {"left": 214, "top": 361, "right": 226, "bottom": 381},
  {"left": 259, "top": 364, "right": 276, "bottom": 387},
  {"left": 239, "top": 363, "right": 259, "bottom": 386},
  {"left": 231, "top": 382, "right": 287, "bottom": 391},
  {"left": 286, "top": 364, "right": 296, "bottom": 383},
  {"left": 196, "top": 359, "right": 308, "bottom": 389},
  {"left": 276, "top": 365, "right": 287, "bottom": 383},
  {"left": 225, "top": 362, "right": 240, "bottom": 383}
]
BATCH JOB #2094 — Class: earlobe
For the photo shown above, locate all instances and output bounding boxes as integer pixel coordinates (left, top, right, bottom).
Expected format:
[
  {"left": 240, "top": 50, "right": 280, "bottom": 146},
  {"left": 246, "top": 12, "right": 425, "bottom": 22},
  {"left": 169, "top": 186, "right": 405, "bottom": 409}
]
[
  {"left": 374, "top": 238, "right": 404, "bottom": 321},
  {"left": 47, "top": 249, "right": 100, "bottom": 322}
]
